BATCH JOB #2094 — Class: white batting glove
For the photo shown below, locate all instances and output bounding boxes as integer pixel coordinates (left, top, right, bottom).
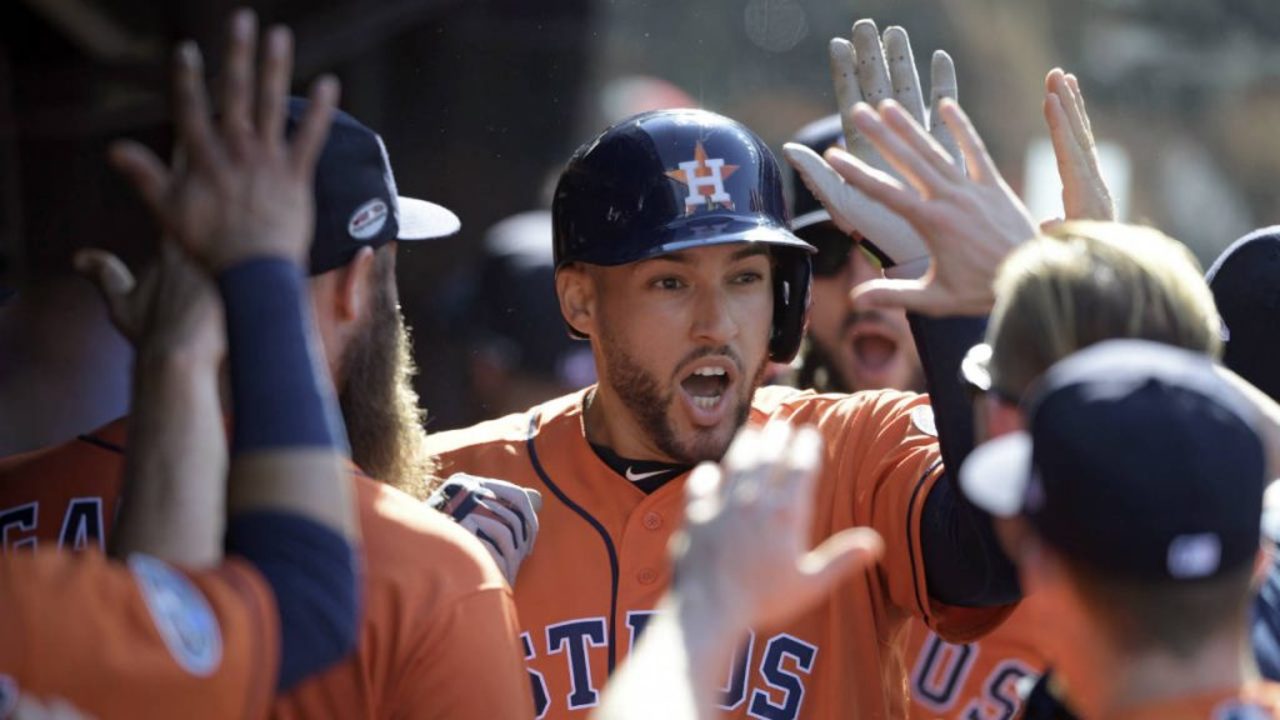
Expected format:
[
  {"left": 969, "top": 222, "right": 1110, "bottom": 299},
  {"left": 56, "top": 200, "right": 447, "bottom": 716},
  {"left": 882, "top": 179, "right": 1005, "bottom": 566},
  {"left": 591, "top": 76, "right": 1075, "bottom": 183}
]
[
  {"left": 428, "top": 474, "right": 543, "bottom": 586},
  {"left": 785, "top": 20, "right": 959, "bottom": 279}
]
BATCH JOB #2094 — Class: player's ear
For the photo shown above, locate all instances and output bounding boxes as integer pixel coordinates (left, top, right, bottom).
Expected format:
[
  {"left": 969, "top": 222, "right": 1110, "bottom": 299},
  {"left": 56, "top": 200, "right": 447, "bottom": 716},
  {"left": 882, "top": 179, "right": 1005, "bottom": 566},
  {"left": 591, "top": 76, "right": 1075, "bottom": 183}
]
[
  {"left": 334, "top": 246, "right": 377, "bottom": 323},
  {"left": 557, "top": 263, "right": 596, "bottom": 338}
]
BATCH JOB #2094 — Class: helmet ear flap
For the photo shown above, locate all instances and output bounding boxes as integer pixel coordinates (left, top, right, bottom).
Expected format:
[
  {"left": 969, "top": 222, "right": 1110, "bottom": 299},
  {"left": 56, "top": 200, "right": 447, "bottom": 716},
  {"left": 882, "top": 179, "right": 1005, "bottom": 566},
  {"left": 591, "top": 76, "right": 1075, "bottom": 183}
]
[{"left": 769, "top": 249, "right": 812, "bottom": 362}]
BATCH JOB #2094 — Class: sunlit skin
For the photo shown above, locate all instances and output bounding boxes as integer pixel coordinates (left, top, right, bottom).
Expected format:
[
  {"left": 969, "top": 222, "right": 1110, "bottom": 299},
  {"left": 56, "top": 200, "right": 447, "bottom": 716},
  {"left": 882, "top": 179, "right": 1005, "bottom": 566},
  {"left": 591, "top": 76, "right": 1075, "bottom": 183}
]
[
  {"left": 809, "top": 244, "right": 923, "bottom": 393},
  {"left": 557, "top": 243, "right": 775, "bottom": 464}
]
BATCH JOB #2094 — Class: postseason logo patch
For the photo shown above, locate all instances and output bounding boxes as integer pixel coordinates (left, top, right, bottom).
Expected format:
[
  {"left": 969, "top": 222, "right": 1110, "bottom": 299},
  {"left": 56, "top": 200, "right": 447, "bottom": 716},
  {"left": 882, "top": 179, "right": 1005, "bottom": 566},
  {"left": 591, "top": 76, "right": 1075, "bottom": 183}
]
[
  {"left": 348, "top": 198, "right": 390, "bottom": 240},
  {"left": 129, "top": 555, "right": 223, "bottom": 677}
]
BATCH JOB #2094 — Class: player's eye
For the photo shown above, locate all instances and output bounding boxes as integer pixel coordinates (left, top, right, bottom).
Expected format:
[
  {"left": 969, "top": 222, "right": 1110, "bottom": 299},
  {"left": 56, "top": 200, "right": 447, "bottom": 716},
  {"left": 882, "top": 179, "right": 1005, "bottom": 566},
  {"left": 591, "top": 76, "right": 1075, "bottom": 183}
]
[
  {"left": 650, "top": 276, "right": 687, "bottom": 291},
  {"left": 731, "top": 270, "right": 764, "bottom": 285}
]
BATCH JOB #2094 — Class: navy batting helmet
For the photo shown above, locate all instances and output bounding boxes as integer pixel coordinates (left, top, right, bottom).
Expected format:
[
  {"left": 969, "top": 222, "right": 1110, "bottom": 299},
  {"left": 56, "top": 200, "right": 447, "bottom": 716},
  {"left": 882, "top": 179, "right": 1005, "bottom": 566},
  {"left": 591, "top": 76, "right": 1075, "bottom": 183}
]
[{"left": 552, "top": 108, "right": 815, "bottom": 362}]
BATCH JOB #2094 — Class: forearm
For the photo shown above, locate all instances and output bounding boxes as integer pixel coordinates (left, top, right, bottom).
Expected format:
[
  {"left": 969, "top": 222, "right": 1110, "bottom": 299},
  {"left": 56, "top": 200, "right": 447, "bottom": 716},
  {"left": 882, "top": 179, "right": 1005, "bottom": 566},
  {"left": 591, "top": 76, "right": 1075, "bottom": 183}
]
[
  {"left": 113, "top": 350, "right": 226, "bottom": 567},
  {"left": 219, "top": 258, "right": 355, "bottom": 537},
  {"left": 218, "top": 258, "right": 360, "bottom": 690},
  {"left": 908, "top": 312, "right": 1021, "bottom": 606},
  {"left": 597, "top": 593, "right": 740, "bottom": 720}
]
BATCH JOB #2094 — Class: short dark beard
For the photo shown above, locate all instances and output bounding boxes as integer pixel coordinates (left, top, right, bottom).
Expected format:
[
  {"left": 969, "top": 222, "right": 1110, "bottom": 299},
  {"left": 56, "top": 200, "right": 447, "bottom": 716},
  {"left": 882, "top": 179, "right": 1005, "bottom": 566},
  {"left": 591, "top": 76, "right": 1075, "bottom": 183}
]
[
  {"left": 601, "top": 330, "right": 763, "bottom": 464},
  {"left": 337, "top": 250, "right": 432, "bottom": 497}
]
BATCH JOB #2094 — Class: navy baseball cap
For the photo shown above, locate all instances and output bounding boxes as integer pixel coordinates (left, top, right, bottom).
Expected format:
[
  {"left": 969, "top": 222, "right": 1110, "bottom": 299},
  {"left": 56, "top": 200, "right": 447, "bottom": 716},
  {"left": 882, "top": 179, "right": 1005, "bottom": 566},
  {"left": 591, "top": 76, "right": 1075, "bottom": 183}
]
[
  {"left": 960, "top": 339, "right": 1266, "bottom": 582},
  {"left": 287, "top": 98, "right": 461, "bottom": 276},
  {"left": 1206, "top": 226, "right": 1280, "bottom": 402},
  {"left": 472, "top": 211, "right": 596, "bottom": 388}
]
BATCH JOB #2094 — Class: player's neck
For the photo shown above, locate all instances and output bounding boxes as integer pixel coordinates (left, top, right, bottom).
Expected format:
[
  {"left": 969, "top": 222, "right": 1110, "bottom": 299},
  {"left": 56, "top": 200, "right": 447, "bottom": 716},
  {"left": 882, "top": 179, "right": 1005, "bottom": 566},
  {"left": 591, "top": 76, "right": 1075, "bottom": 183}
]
[
  {"left": 582, "top": 384, "right": 681, "bottom": 464},
  {"left": 1070, "top": 623, "right": 1252, "bottom": 718}
]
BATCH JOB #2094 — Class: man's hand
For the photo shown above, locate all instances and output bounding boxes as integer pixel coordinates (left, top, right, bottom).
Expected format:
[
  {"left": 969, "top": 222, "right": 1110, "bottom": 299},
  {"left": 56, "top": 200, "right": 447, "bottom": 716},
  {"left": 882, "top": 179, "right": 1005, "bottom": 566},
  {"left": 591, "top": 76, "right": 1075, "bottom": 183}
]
[
  {"left": 1043, "top": 68, "right": 1115, "bottom": 224},
  {"left": 428, "top": 474, "right": 544, "bottom": 586},
  {"left": 108, "top": 9, "right": 338, "bottom": 272},
  {"left": 809, "top": 99, "right": 1037, "bottom": 316},
  {"left": 786, "top": 19, "right": 958, "bottom": 277},
  {"left": 673, "top": 422, "right": 883, "bottom": 633},
  {"left": 73, "top": 242, "right": 223, "bottom": 364}
]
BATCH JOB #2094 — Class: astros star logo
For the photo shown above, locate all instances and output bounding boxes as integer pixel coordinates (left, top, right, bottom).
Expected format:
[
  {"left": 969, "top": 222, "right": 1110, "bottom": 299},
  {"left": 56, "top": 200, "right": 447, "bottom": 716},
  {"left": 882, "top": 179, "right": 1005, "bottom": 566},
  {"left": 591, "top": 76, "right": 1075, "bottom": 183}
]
[{"left": 665, "top": 141, "right": 739, "bottom": 214}]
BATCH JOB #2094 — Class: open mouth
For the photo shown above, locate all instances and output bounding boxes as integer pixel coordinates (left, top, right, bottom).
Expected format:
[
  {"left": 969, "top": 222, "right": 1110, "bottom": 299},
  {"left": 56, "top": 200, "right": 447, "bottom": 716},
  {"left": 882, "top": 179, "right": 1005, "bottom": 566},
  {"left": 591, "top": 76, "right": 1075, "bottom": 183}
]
[
  {"left": 677, "top": 357, "right": 738, "bottom": 426},
  {"left": 850, "top": 324, "right": 899, "bottom": 374}
]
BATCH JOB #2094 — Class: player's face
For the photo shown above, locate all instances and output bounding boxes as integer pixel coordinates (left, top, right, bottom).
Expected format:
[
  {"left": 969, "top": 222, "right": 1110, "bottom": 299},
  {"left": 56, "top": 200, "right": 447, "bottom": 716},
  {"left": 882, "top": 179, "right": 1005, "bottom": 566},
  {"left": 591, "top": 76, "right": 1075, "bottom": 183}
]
[
  {"left": 808, "top": 241, "right": 923, "bottom": 393},
  {"left": 593, "top": 244, "right": 774, "bottom": 463}
]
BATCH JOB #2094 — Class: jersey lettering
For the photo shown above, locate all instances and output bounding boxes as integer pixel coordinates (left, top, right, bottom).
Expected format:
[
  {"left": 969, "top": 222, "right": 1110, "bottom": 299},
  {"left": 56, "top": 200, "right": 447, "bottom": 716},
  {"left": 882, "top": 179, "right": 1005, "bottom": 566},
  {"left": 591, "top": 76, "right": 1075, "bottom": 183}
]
[
  {"left": 625, "top": 610, "right": 656, "bottom": 647},
  {"left": 748, "top": 634, "right": 818, "bottom": 720},
  {"left": 912, "top": 631, "right": 978, "bottom": 712},
  {"left": 522, "top": 632, "right": 550, "bottom": 719},
  {"left": 718, "top": 630, "right": 755, "bottom": 711},
  {"left": 59, "top": 497, "right": 104, "bottom": 551},
  {"left": 0, "top": 502, "right": 38, "bottom": 552},
  {"left": 962, "top": 660, "right": 1036, "bottom": 720},
  {"left": 545, "top": 618, "right": 607, "bottom": 709}
]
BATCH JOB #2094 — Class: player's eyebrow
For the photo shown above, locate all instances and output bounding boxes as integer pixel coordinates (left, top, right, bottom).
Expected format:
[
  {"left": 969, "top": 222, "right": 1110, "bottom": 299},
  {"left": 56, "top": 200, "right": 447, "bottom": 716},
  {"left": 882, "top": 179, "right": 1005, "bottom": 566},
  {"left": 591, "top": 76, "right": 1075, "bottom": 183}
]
[{"left": 638, "top": 244, "right": 771, "bottom": 267}]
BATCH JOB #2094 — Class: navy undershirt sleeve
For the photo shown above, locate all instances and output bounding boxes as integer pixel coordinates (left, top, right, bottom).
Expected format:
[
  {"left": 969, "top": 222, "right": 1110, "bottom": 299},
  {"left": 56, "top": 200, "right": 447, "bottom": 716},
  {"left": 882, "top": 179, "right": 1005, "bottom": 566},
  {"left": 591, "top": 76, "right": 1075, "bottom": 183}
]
[
  {"left": 216, "top": 258, "right": 359, "bottom": 690},
  {"left": 225, "top": 511, "right": 360, "bottom": 692},
  {"left": 908, "top": 312, "right": 1021, "bottom": 606}
]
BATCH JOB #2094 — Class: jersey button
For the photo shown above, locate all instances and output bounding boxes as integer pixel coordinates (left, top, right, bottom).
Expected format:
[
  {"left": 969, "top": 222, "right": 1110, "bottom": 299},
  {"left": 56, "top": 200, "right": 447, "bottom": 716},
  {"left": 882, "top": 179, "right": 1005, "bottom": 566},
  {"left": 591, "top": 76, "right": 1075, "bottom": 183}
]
[
  {"left": 637, "top": 568, "right": 657, "bottom": 585},
  {"left": 642, "top": 512, "right": 663, "bottom": 530}
]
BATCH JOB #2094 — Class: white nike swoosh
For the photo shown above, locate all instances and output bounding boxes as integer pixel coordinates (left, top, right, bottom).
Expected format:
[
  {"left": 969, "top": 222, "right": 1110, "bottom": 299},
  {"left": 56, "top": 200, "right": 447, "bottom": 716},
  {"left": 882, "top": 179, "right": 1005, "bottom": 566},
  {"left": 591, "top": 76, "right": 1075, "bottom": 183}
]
[{"left": 625, "top": 467, "right": 669, "bottom": 483}]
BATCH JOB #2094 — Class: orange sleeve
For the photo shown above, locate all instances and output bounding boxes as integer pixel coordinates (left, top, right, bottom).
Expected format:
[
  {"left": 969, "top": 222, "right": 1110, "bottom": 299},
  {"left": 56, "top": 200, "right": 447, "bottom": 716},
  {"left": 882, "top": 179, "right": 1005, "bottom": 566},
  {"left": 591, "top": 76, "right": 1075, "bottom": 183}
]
[
  {"left": 0, "top": 550, "right": 278, "bottom": 720},
  {"left": 824, "top": 391, "right": 1014, "bottom": 641},
  {"left": 389, "top": 585, "right": 534, "bottom": 720}
]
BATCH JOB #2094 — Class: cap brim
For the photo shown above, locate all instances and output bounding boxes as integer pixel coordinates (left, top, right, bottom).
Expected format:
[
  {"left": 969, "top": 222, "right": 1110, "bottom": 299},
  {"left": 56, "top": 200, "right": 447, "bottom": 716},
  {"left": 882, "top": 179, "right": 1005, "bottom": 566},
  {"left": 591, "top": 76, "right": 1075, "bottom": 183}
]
[
  {"left": 396, "top": 196, "right": 461, "bottom": 240},
  {"left": 959, "top": 431, "right": 1033, "bottom": 518}
]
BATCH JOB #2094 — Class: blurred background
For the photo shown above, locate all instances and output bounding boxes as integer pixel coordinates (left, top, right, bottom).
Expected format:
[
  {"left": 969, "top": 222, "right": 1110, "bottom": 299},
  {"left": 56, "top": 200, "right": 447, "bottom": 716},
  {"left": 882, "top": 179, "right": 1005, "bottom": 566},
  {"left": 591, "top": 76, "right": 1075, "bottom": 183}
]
[{"left": 3, "top": 0, "right": 1279, "bottom": 429}]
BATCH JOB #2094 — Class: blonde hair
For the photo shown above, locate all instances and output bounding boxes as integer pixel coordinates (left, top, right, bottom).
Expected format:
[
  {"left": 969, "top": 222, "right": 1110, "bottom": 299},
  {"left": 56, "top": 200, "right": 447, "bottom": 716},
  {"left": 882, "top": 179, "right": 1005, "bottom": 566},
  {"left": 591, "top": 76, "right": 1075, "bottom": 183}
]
[{"left": 988, "top": 221, "right": 1221, "bottom": 398}]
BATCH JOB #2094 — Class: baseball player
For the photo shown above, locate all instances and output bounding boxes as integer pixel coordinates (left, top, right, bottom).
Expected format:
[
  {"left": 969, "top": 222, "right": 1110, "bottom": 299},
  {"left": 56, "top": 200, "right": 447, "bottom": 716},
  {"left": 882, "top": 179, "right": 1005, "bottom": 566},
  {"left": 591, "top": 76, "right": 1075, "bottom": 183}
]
[
  {"left": 960, "top": 339, "right": 1280, "bottom": 719},
  {"left": 1204, "top": 226, "right": 1280, "bottom": 683},
  {"left": 900, "top": 67, "right": 1117, "bottom": 720},
  {"left": 426, "top": 20, "right": 1030, "bottom": 719},
  {"left": 0, "top": 10, "right": 533, "bottom": 719},
  {"left": 2, "top": 21, "right": 360, "bottom": 714}
]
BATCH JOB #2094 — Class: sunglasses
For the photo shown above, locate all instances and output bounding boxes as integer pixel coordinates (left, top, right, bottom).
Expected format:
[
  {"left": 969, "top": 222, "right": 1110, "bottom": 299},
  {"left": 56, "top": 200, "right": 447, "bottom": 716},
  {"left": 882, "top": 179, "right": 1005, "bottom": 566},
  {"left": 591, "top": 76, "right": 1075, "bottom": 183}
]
[{"left": 800, "top": 224, "right": 884, "bottom": 277}]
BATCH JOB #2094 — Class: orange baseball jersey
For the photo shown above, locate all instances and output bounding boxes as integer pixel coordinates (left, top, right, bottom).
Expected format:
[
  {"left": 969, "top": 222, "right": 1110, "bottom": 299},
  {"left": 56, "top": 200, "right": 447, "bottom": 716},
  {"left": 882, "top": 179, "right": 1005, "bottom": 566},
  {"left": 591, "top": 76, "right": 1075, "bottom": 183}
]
[
  {"left": 426, "top": 386, "right": 1015, "bottom": 719},
  {"left": 905, "top": 601, "right": 1049, "bottom": 720},
  {"left": 0, "top": 419, "right": 535, "bottom": 720},
  {"left": 0, "top": 548, "right": 277, "bottom": 719}
]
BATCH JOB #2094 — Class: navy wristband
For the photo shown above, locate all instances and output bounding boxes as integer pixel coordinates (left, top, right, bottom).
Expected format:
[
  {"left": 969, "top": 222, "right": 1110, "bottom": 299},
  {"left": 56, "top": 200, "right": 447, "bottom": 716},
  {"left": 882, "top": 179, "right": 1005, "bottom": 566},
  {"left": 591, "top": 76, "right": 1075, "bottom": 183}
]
[
  {"left": 217, "top": 258, "right": 347, "bottom": 453},
  {"left": 226, "top": 511, "right": 360, "bottom": 691}
]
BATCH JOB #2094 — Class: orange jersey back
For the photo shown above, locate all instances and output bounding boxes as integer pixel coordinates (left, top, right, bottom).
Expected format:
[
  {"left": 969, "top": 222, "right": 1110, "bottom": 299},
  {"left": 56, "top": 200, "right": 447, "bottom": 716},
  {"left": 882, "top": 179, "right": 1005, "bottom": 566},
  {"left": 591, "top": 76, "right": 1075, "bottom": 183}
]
[
  {"left": 0, "top": 420, "right": 127, "bottom": 552},
  {"left": 0, "top": 549, "right": 277, "bottom": 719},
  {"left": 0, "top": 421, "right": 534, "bottom": 720},
  {"left": 905, "top": 600, "right": 1049, "bottom": 720},
  {"left": 426, "top": 386, "right": 1014, "bottom": 720}
]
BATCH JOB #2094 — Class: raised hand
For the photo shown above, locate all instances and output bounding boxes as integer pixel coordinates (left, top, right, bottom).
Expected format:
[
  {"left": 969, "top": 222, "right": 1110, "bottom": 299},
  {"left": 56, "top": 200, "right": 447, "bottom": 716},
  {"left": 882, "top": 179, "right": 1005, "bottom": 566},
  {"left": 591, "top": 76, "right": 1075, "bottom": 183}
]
[
  {"left": 73, "top": 242, "right": 222, "bottom": 363},
  {"left": 673, "top": 422, "right": 883, "bottom": 632},
  {"left": 806, "top": 98, "right": 1036, "bottom": 317},
  {"left": 108, "top": 9, "right": 338, "bottom": 273},
  {"left": 786, "top": 20, "right": 958, "bottom": 277},
  {"left": 1043, "top": 68, "right": 1115, "bottom": 223}
]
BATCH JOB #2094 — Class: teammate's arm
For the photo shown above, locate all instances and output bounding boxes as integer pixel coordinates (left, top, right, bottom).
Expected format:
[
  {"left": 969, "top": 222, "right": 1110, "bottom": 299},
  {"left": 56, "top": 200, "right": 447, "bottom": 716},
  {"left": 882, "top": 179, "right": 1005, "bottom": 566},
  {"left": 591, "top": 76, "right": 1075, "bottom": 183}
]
[
  {"left": 76, "top": 243, "right": 226, "bottom": 568},
  {"left": 597, "top": 424, "right": 883, "bottom": 720},
  {"left": 109, "top": 9, "right": 359, "bottom": 690}
]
